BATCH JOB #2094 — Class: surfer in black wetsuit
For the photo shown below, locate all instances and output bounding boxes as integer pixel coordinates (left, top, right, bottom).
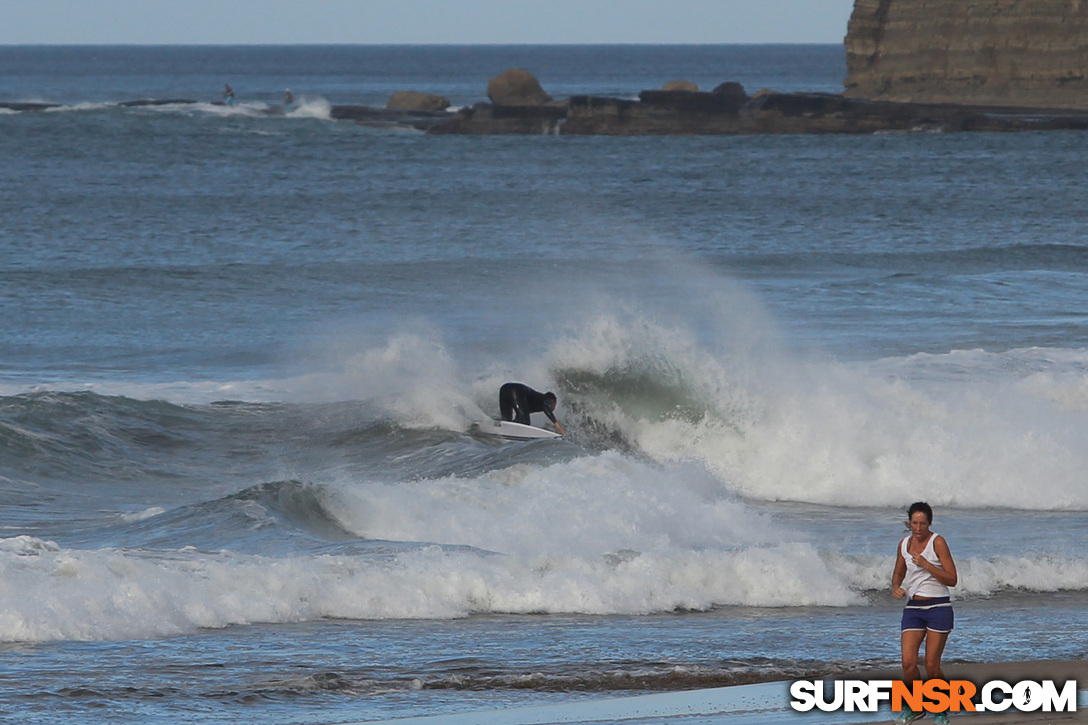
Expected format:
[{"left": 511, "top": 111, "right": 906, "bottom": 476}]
[{"left": 499, "top": 382, "right": 565, "bottom": 435}]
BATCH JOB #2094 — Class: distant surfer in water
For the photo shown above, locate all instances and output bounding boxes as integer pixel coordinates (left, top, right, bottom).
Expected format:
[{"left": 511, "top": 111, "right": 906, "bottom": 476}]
[
  {"left": 223, "top": 84, "right": 234, "bottom": 105},
  {"left": 499, "top": 382, "right": 565, "bottom": 435},
  {"left": 891, "top": 501, "right": 958, "bottom": 725},
  {"left": 283, "top": 88, "right": 294, "bottom": 111}
]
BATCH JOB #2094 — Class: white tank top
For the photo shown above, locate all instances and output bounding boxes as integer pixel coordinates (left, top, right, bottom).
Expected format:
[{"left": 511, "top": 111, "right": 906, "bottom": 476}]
[{"left": 900, "top": 533, "right": 951, "bottom": 599}]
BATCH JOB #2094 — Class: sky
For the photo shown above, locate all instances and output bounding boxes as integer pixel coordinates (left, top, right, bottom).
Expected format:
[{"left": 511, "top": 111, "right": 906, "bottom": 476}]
[{"left": 2, "top": 0, "right": 858, "bottom": 45}]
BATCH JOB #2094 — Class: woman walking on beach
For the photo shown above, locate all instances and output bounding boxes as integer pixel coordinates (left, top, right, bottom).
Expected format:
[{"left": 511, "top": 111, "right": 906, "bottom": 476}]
[{"left": 891, "top": 501, "right": 959, "bottom": 725}]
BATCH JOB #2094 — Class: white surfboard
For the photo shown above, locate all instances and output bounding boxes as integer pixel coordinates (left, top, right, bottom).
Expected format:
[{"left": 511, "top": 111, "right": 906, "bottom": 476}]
[{"left": 471, "top": 419, "right": 561, "bottom": 441}]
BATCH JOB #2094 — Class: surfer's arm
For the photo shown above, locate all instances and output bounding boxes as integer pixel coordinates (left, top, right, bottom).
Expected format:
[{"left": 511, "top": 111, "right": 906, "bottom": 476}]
[
  {"left": 534, "top": 390, "right": 563, "bottom": 434},
  {"left": 542, "top": 408, "right": 564, "bottom": 435},
  {"left": 541, "top": 402, "right": 561, "bottom": 431}
]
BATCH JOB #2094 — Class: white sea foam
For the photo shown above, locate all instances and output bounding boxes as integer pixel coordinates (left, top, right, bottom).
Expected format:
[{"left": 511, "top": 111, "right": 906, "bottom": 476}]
[
  {"left": 287, "top": 96, "right": 333, "bottom": 120},
  {"left": 0, "top": 536, "right": 856, "bottom": 642},
  {"left": 327, "top": 452, "right": 776, "bottom": 557},
  {"left": 540, "top": 313, "right": 1088, "bottom": 510},
  {"left": 3, "top": 522, "right": 1086, "bottom": 643},
  {"left": 0, "top": 450, "right": 872, "bottom": 641},
  {"left": 195, "top": 100, "right": 273, "bottom": 117},
  {"left": 289, "top": 329, "right": 489, "bottom": 429},
  {"left": 834, "top": 549, "right": 1088, "bottom": 598},
  {"left": 44, "top": 101, "right": 115, "bottom": 112},
  {"left": 117, "top": 506, "right": 166, "bottom": 523}
]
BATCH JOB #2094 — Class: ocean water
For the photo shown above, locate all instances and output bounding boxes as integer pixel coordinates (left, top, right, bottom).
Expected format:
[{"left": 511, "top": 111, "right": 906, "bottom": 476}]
[{"left": 2, "top": 45, "right": 1088, "bottom": 724}]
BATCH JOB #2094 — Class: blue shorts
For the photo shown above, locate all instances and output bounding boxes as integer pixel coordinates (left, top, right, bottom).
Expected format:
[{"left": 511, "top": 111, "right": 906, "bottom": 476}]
[{"left": 901, "top": 597, "right": 954, "bottom": 633}]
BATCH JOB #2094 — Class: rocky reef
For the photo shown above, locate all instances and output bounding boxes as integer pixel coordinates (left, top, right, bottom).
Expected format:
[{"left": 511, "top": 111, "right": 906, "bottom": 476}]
[
  {"left": 845, "top": 0, "right": 1088, "bottom": 108},
  {"left": 12, "top": 3, "right": 1088, "bottom": 136},
  {"left": 425, "top": 0, "right": 1088, "bottom": 136},
  {"left": 427, "top": 1, "right": 1088, "bottom": 134},
  {"left": 427, "top": 80, "right": 1088, "bottom": 136}
]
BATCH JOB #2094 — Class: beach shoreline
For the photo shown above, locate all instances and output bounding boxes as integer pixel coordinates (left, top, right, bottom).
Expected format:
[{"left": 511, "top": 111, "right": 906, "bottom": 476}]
[{"left": 346, "top": 660, "right": 1087, "bottom": 725}]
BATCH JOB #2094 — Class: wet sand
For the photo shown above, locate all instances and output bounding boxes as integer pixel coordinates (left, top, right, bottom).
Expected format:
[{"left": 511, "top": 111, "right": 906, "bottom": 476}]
[{"left": 352, "top": 659, "right": 1086, "bottom": 724}]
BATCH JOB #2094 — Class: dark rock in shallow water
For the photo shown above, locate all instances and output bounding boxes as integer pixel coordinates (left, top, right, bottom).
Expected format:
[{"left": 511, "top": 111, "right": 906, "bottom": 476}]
[
  {"left": 330, "top": 104, "right": 452, "bottom": 131},
  {"left": 0, "top": 101, "right": 60, "bottom": 112},
  {"left": 427, "top": 102, "right": 565, "bottom": 135},
  {"left": 563, "top": 88, "right": 755, "bottom": 135},
  {"left": 564, "top": 95, "right": 741, "bottom": 135},
  {"left": 487, "top": 69, "right": 554, "bottom": 106},
  {"left": 662, "top": 80, "right": 698, "bottom": 92},
  {"left": 118, "top": 98, "right": 198, "bottom": 107},
  {"left": 426, "top": 85, "right": 1088, "bottom": 136},
  {"left": 639, "top": 88, "right": 749, "bottom": 114},
  {"left": 385, "top": 91, "right": 450, "bottom": 112},
  {"left": 712, "top": 82, "right": 749, "bottom": 103},
  {"left": 747, "top": 92, "right": 1088, "bottom": 134}
]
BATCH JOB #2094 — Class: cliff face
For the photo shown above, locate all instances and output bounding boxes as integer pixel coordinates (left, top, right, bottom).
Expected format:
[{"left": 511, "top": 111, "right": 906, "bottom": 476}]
[{"left": 845, "top": 0, "right": 1088, "bottom": 108}]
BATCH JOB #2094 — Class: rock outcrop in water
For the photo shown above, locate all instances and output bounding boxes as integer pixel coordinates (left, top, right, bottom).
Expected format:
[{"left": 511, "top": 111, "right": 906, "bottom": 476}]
[
  {"left": 428, "top": 86, "right": 1088, "bottom": 135},
  {"left": 845, "top": 0, "right": 1088, "bottom": 108},
  {"left": 427, "top": 2, "right": 1088, "bottom": 134},
  {"left": 662, "top": 80, "right": 699, "bottom": 92},
  {"left": 385, "top": 91, "right": 450, "bottom": 112},
  {"left": 487, "top": 69, "right": 554, "bottom": 106},
  {"left": 13, "top": 4, "right": 1088, "bottom": 136}
]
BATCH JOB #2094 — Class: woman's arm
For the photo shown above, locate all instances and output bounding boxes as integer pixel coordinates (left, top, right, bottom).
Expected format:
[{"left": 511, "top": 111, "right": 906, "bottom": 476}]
[
  {"left": 891, "top": 543, "right": 908, "bottom": 599},
  {"left": 930, "top": 535, "right": 958, "bottom": 587}
]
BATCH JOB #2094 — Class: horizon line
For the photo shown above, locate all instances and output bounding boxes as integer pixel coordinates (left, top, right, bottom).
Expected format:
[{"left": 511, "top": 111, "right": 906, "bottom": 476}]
[{"left": 0, "top": 41, "right": 846, "bottom": 48}]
